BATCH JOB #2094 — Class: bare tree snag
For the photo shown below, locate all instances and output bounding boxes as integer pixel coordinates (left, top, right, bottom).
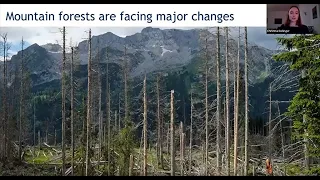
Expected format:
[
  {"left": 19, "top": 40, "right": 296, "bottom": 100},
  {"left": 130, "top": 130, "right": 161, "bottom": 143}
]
[
  {"left": 124, "top": 46, "right": 129, "bottom": 121},
  {"left": 269, "top": 82, "right": 273, "bottom": 174},
  {"left": 33, "top": 100, "right": 36, "bottom": 157},
  {"left": 118, "top": 94, "right": 121, "bottom": 132},
  {"left": 97, "top": 39, "right": 102, "bottom": 167},
  {"left": 156, "top": 74, "right": 163, "bottom": 169},
  {"left": 170, "top": 90, "right": 175, "bottom": 176},
  {"left": 61, "top": 26, "right": 66, "bottom": 176},
  {"left": 167, "top": 124, "right": 170, "bottom": 154},
  {"left": 189, "top": 92, "right": 193, "bottom": 175},
  {"left": 107, "top": 83, "right": 111, "bottom": 176},
  {"left": 38, "top": 130, "right": 41, "bottom": 150},
  {"left": 85, "top": 28, "right": 92, "bottom": 176},
  {"left": 302, "top": 70, "right": 309, "bottom": 170},
  {"left": 129, "top": 154, "right": 134, "bottom": 176},
  {"left": 244, "top": 26, "right": 249, "bottom": 176},
  {"left": 180, "top": 121, "right": 184, "bottom": 176},
  {"left": 1, "top": 33, "right": 8, "bottom": 160},
  {"left": 225, "top": 27, "right": 230, "bottom": 176},
  {"left": 216, "top": 27, "right": 222, "bottom": 175},
  {"left": 204, "top": 38, "right": 209, "bottom": 176},
  {"left": 18, "top": 37, "right": 25, "bottom": 161},
  {"left": 143, "top": 74, "right": 148, "bottom": 176},
  {"left": 70, "top": 46, "right": 75, "bottom": 176},
  {"left": 54, "top": 128, "right": 56, "bottom": 147},
  {"left": 234, "top": 27, "right": 240, "bottom": 176}
]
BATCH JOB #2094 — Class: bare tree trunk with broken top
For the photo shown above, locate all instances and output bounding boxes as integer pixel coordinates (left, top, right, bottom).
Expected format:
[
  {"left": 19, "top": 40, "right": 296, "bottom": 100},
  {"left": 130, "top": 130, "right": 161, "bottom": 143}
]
[
  {"left": 180, "top": 121, "right": 184, "bottom": 176},
  {"left": 234, "top": 27, "right": 240, "bottom": 176},
  {"left": 244, "top": 26, "right": 249, "bottom": 176},
  {"left": 124, "top": 46, "right": 129, "bottom": 121},
  {"left": 38, "top": 130, "right": 41, "bottom": 150},
  {"left": 269, "top": 82, "right": 273, "bottom": 175},
  {"left": 46, "top": 120, "right": 48, "bottom": 144},
  {"left": 225, "top": 27, "right": 230, "bottom": 176},
  {"left": 216, "top": 27, "right": 222, "bottom": 175},
  {"left": 170, "top": 90, "right": 175, "bottom": 176},
  {"left": 81, "top": 96, "right": 86, "bottom": 176},
  {"left": 129, "top": 154, "right": 134, "bottom": 176},
  {"left": 204, "top": 38, "right": 209, "bottom": 176},
  {"left": 107, "top": 83, "right": 111, "bottom": 176},
  {"left": 189, "top": 92, "right": 193, "bottom": 175},
  {"left": 54, "top": 129, "right": 56, "bottom": 147},
  {"left": 70, "top": 46, "right": 75, "bottom": 176},
  {"left": 182, "top": 133, "right": 185, "bottom": 175},
  {"left": 33, "top": 100, "right": 36, "bottom": 156},
  {"left": 114, "top": 110, "right": 117, "bottom": 135},
  {"left": 105, "top": 45, "right": 111, "bottom": 176},
  {"left": 118, "top": 94, "right": 121, "bottom": 132},
  {"left": 167, "top": 124, "right": 170, "bottom": 154},
  {"left": 18, "top": 37, "right": 25, "bottom": 162},
  {"left": 97, "top": 40, "right": 102, "bottom": 167},
  {"left": 301, "top": 70, "right": 309, "bottom": 170},
  {"left": 143, "top": 74, "right": 148, "bottom": 176},
  {"left": 156, "top": 74, "right": 163, "bottom": 169},
  {"left": 85, "top": 28, "right": 92, "bottom": 176},
  {"left": 1, "top": 33, "right": 8, "bottom": 161},
  {"left": 277, "top": 102, "right": 285, "bottom": 161},
  {"left": 61, "top": 26, "right": 66, "bottom": 176}
]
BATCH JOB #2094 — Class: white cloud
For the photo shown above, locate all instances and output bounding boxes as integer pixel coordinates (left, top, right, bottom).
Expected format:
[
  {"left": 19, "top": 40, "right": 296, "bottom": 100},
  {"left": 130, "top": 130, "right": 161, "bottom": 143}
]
[
  {"left": 0, "top": 27, "right": 196, "bottom": 48},
  {"left": 8, "top": 49, "right": 17, "bottom": 55},
  {"left": 0, "top": 49, "right": 16, "bottom": 61}
]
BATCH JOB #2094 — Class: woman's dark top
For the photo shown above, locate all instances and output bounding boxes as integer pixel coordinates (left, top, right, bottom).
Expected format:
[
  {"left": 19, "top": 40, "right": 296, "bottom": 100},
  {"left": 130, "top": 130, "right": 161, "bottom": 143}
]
[{"left": 277, "top": 24, "right": 310, "bottom": 34}]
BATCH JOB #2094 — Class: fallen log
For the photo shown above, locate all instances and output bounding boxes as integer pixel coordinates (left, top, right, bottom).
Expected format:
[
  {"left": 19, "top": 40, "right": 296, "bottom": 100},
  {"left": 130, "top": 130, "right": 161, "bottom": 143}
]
[{"left": 43, "top": 142, "right": 61, "bottom": 153}]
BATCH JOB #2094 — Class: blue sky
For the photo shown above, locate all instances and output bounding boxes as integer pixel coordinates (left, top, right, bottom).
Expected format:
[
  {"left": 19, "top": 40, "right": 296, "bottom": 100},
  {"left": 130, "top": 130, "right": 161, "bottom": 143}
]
[
  {"left": 0, "top": 39, "right": 32, "bottom": 60},
  {"left": 8, "top": 40, "right": 32, "bottom": 55}
]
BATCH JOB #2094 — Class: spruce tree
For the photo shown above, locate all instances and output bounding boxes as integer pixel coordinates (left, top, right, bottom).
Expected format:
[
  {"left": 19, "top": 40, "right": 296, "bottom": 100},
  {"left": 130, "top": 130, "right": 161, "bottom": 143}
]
[{"left": 273, "top": 34, "right": 320, "bottom": 174}]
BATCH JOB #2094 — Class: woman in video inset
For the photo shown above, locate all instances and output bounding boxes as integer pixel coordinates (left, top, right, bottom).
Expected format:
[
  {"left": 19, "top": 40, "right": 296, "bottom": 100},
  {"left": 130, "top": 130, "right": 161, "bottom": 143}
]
[{"left": 277, "top": 6, "right": 310, "bottom": 34}]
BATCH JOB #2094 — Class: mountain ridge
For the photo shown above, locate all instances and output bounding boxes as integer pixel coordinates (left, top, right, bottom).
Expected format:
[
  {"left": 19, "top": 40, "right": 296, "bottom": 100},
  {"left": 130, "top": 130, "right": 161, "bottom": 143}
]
[{"left": 4, "top": 27, "right": 281, "bottom": 87}]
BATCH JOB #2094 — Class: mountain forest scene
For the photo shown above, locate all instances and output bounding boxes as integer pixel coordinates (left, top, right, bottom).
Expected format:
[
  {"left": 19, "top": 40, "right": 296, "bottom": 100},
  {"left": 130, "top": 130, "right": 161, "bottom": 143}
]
[{"left": 0, "top": 27, "right": 319, "bottom": 176}]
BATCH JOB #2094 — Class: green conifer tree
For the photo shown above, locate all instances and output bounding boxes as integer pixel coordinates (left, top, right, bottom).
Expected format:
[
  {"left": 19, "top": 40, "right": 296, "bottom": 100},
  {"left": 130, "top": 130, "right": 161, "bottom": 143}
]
[{"left": 273, "top": 34, "right": 320, "bottom": 174}]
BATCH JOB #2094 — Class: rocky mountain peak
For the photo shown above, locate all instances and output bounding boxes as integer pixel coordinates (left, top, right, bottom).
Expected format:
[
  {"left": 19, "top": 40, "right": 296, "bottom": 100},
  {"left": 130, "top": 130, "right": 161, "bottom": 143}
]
[
  {"left": 5, "top": 27, "right": 280, "bottom": 86},
  {"left": 41, "top": 43, "right": 62, "bottom": 53}
]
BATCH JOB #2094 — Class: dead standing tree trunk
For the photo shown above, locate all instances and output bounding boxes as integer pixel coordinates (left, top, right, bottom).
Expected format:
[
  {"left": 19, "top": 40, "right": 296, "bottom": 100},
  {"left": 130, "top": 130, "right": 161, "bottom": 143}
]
[
  {"left": 18, "top": 37, "right": 25, "bottom": 162},
  {"left": 180, "top": 121, "right": 184, "bottom": 176},
  {"left": 1, "top": 33, "right": 9, "bottom": 161},
  {"left": 97, "top": 39, "right": 102, "bottom": 167},
  {"left": 234, "top": 27, "right": 240, "bottom": 176},
  {"left": 105, "top": 46, "right": 111, "bottom": 176},
  {"left": 225, "top": 27, "right": 230, "bottom": 176},
  {"left": 70, "top": 46, "right": 75, "bottom": 176},
  {"left": 143, "top": 74, "right": 148, "bottom": 176},
  {"left": 107, "top": 83, "right": 111, "bottom": 175},
  {"left": 244, "top": 26, "right": 249, "bottom": 176},
  {"left": 170, "top": 90, "right": 175, "bottom": 176},
  {"left": 216, "top": 27, "right": 222, "bottom": 175},
  {"left": 85, "top": 28, "right": 92, "bottom": 176},
  {"left": 301, "top": 70, "right": 310, "bottom": 170},
  {"left": 204, "top": 38, "right": 209, "bottom": 176},
  {"left": 124, "top": 46, "right": 129, "bottom": 122},
  {"left": 129, "top": 154, "right": 134, "bottom": 176},
  {"left": 269, "top": 82, "right": 273, "bottom": 175},
  {"left": 61, "top": 26, "right": 66, "bottom": 176},
  {"left": 156, "top": 74, "right": 164, "bottom": 169},
  {"left": 189, "top": 92, "right": 193, "bottom": 175}
]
